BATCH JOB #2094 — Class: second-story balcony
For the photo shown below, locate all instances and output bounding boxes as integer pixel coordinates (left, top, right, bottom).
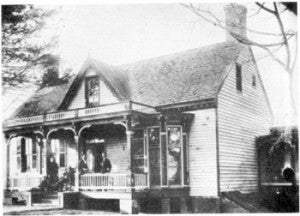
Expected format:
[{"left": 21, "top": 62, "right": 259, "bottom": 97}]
[{"left": 4, "top": 101, "right": 157, "bottom": 128}]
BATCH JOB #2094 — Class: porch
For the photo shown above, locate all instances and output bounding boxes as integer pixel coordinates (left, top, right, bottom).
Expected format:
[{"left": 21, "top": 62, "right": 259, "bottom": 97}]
[
  {"left": 8, "top": 173, "right": 147, "bottom": 192},
  {"left": 4, "top": 100, "right": 194, "bottom": 213}
]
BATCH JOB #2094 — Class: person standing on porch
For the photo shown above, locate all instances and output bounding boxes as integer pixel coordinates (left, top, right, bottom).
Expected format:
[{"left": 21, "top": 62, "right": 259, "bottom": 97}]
[
  {"left": 79, "top": 153, "right": 89, "bottom": 175},
  {"left": 100, "top": 152, "right": 112, "bottom": 173},
  {"left": 48, "top": 155, "right": 59, "bottom": 190}
]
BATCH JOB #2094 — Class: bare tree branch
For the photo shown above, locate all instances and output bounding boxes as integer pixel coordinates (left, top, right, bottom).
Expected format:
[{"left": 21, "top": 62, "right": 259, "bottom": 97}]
[
  {"left": 255, "top": 2, "right": 276, "bottom": 14},
  {"left": 273, "top": 2, "right": 291, "bottom": 68}
]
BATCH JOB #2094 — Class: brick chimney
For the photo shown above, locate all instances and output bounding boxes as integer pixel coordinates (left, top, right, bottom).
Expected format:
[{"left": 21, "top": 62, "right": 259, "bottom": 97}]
[{"left": 224, "top": 3, "right": 247, "bottom": 42}]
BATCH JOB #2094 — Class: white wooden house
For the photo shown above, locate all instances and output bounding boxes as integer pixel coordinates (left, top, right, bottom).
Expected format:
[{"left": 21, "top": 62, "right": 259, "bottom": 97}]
[{"left": 3, "top": 4, "right": 272, "bottom": 213}]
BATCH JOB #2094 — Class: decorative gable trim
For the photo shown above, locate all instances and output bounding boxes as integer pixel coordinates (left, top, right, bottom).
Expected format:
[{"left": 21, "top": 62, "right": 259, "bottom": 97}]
[{"left": 58, "top": 58, "right": 129, "bottom": 111}]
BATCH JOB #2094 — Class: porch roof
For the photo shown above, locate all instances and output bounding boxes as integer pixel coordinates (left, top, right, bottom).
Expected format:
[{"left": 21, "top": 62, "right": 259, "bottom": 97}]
[{"left": 9, "top": 41, "right": 243, "bottom": 120}]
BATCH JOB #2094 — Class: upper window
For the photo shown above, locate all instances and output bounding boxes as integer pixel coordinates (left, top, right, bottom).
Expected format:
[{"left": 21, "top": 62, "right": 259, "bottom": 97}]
[
  {"left": 85, "top": 76, "right": 100, "bottom": 106},
  {"left": 236, "top": 63, "right": 242, "bottom": 92},
  {"left": 252, "top": 75, "right": 256, "bottom": 87}
]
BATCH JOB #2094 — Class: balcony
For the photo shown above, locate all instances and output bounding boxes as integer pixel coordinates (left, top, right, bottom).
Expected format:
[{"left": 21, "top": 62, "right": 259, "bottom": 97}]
[{"left": 5, "top": 101, "right": 157, "bottom": 128}]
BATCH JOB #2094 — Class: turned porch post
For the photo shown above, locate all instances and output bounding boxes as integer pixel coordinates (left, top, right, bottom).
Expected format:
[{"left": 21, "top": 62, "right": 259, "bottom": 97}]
[
  {"left": 5, "top": 135, "right": 12, "bottom": 189},
  {"left": 126, "top": 130, "right": 134, "bottom": 187},
  {"left": 42, "top": 138, "right": 48, "bottom": 177},
  {"left": 74, "top": 135, "right": 79, "bottom": 191}
]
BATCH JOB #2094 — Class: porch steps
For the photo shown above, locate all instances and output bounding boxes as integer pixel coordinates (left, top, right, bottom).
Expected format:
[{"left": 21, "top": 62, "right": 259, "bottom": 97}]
[{"left": 32, "top": 192, "right": 59, "bottom": 206}]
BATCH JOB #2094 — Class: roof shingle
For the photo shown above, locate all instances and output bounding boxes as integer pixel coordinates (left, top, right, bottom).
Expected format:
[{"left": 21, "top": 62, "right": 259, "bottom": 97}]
[{"left": 10, "top": 41, "right": 243, "bottom": 118}]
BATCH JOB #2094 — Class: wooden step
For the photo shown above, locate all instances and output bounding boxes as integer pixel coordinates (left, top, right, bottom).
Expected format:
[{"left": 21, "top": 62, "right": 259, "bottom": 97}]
[{"left": 40, "top": 198, "right": 59, "bottom": 205}]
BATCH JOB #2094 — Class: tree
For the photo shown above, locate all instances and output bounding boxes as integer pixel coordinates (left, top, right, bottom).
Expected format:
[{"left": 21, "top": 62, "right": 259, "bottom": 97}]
[
  {"left": 2, "top": 5, "right": 57, "bottom": 92},
  {"left": 182, "top": 2, "right": 298, "bottom": 118}
]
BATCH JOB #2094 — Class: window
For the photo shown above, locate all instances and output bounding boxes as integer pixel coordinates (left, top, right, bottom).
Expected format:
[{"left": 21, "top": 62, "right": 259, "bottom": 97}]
[
  {"left": 85, "top": 76, "right": 100, "bottom": 106},
  {"left": 167, "top": 126, "right": 182, "bottom": 185},
  {"left": 148, "top": 127, "right": 160, "bottom": 186},
  {"left": 16, "top": 138, "right": 22, "bottom": 172},
  {"left": 50, "top": 139, "right": 67, "bottom": 168},
  {"left": 18, "top": 137, "right": 38, "bottom": 173},
  {"left": 132, "top": 129, "right": 145, "bottom": 174},
  {"left": 59, "top": 141, "right": 66, "bottom": 168},
  {"left": 252, "top": 75, "right": 256, "bottom": 87},
  {"left": 236, "top": 63, "right": 242, "bottom": 91}
]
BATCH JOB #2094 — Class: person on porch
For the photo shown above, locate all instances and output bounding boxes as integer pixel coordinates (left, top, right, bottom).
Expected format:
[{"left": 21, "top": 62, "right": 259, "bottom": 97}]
[
  {"left": 79, "top": 153, "right": 89, "bottom": 175},
  {"left": 99, "top": 152, "right": 112, "bottom": 173},
  {"left": 48, "top": 155, "right": 59, "bottom": 190}
]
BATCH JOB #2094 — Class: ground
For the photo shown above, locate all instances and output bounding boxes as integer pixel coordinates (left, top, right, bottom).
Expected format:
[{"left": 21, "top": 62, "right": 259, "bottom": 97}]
[{"left": 3, "top": 205, "right": 119, "bottom": 215}]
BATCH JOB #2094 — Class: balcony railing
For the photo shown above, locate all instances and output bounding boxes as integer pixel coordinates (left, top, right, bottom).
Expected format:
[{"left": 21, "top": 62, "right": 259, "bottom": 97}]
[
  {"left": 8, "top": 175, "right": 44, "bottom": 191},
  {"left": 79, "top": 173, "right": 148, "bottom": 190},
  {"left": 5, "top": 101, "right": 157, "bottom": 128}
]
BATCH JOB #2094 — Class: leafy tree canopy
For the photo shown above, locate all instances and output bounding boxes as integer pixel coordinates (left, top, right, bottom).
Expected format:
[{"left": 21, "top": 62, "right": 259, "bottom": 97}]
[{"left": 2, "top": 5, "right": 58, "bottom": 92}]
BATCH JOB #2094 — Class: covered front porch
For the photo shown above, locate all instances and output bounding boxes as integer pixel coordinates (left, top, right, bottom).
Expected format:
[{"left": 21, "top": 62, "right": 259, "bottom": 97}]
[{"left": 4, "top": 100, "right": 194, "bottom": 213}]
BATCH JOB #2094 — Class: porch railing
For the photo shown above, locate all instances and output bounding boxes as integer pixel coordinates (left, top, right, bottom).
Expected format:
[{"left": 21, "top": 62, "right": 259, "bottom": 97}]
[
  {"left": 5, "top": 101, "right": 157, "bottom": 128},
  {"left": 79, "top": 173, "right": 148, "bottom": 190},
  {"left": 46, "top": 110, "right": 76, "bottom": 121},
  {"left": 8, "top": 175, "right": 43, "bottom": 191},
  {"left": 6, "top": 115, "right": 44, "bottom": 127}
]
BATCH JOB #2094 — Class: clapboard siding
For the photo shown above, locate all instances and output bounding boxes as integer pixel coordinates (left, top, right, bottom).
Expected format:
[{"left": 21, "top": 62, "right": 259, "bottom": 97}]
[
  {"left": 217, "top": 46, "right": 272, "bottom": 193},
  {"left": 68, "top": 69, "right": 119, "bottom": 109},
  {"left": 187, "top": 108, "right": 218, "bottom": 197},
  {"left": 106, "top": 138, "right": 128, "bottom": 173}
]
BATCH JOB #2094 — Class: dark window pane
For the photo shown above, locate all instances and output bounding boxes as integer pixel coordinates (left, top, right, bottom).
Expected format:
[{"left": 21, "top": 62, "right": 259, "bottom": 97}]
[
  {"left": 32, "top": 155, "right": 37, "bottom": 169},
  {"left": 252, "top": 75, "right": 256, "bottom": 87},
  {"left": 21, "top": 138, "right": 27, "bottom": 172},
  {"left": 134, "top": 129, "right": 144, "bottom": 139},
  {"left": 86, "top": 77, "right": 100, "bottom": 106},
  {"left": 32, "top": 141, "right": 37, "bottom": 154},
  {"left": 148, "top": 128, "right": 160, "bottom": 186},
  {"left": 236, "top": 63, "right": 242, "bottom": 91},
  {"left": 183, "top": 134, "right": 189, "bottom": 185},
  {"left": 60, "top": 153, "right": 65, "bottom": 167},
  {"left": 150, "top": 168, "right": 161, "bottom": 186},
  {"left": 60, "top": 141, "right": 65, "bottom": 152}
]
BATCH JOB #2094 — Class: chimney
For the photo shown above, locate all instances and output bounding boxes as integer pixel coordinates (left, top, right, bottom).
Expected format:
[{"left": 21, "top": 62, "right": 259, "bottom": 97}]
[{"left": 224, "top": 3, "right": 247, "bottom": 42}]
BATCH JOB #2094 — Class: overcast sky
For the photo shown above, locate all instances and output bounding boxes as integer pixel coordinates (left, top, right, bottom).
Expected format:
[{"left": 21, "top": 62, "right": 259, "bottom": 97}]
[{"left": 2, "top": 1, "right": 298, "bottom": 126}]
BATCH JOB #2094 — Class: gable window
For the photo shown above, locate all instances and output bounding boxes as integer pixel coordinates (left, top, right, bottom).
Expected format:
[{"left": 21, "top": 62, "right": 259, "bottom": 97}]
[
  {"left": 252, "top": 75, "right": 256, "bottom": 87},
  {"left": 236, "top": 63, "right": 242, "bottom": 92},
  {"left": 85, "top": 76, "right": 100, "bottom": 106}
]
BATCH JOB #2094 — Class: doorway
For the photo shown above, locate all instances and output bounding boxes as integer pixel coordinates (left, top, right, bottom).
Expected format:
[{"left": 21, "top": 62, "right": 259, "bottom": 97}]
[{"left": 86, "top": 142, "right": 105, "bottom": 173}]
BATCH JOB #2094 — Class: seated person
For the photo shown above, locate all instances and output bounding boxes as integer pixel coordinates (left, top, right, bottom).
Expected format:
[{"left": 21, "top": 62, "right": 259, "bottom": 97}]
[
  {"left": 78, "top": 153, "right": 89, "bottom": 175},
  {"left": 99, "top": 152, "right": 112, "bottom": 173}
]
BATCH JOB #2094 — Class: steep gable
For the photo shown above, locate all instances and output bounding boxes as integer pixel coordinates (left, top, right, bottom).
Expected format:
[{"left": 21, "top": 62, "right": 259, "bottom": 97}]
[
  {"left": 10, "top": 42, "right": 244, "bottom": 118},
  {"left": 67, "top": 69, "right": 120, "bottom": 109},
  {"left": 58, "top": 58, "right": 130, "bottom": 110}
]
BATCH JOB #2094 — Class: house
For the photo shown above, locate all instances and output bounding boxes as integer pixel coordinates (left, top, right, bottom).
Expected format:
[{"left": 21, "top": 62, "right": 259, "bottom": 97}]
[
  {"left": 3, "top": 4, "right": 273, "bottom": 213},
  {"left": 257, "top": 127, "right": 299, "bottom": 212}
]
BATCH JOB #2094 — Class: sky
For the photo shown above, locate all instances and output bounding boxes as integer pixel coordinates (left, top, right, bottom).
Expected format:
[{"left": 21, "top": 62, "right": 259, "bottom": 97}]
[{"left": 2, "top": 1, "right": 298, "bottom": 126}]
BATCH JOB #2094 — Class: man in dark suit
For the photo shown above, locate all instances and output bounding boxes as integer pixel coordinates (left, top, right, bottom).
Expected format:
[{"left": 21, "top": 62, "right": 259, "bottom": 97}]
[
  {"left": 100, "top": 152, "right": 112, "bottom": 173},
  {"left": 78, "top": 153, "right": 89, "bottom": 175}
]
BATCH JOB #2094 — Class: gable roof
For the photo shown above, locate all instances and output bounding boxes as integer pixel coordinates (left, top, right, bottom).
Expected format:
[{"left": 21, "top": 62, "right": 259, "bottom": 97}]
[
  {"left": 119, "top": 41, "right": 242, "bottom": 107},
  {"left": 10, "top": 80, "right": 73, "bottom": 118},
  {"left": 58, "top": 57, "right": 129, "bottom": 110},
  {"left": 10, "top": 41, "right": 243, "bottom": 118}
]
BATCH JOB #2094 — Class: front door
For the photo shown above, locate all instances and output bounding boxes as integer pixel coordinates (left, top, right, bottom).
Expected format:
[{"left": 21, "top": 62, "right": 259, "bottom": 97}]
[{"left": 86, "top": 143, "right": 104, "bottom": 173}]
